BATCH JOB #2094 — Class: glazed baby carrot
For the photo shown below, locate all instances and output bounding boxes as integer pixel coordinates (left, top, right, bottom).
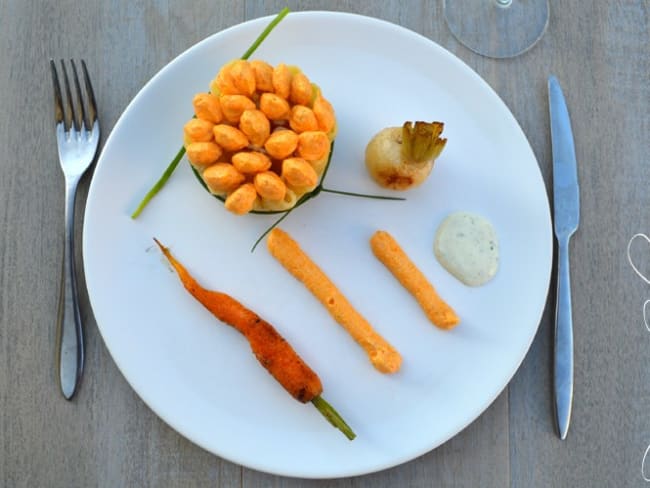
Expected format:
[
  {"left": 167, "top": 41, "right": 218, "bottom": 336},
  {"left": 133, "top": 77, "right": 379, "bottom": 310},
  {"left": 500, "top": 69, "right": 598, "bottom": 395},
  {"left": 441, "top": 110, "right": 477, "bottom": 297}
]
[
  {"left": 267, "top": 228, "right": 402, "bottom": 374},
  {"left": 153, "top": 238, "right": 355, "bottom": 440},
  {"left": 370, "top": 230, "right": 459, "bottom": 330}
]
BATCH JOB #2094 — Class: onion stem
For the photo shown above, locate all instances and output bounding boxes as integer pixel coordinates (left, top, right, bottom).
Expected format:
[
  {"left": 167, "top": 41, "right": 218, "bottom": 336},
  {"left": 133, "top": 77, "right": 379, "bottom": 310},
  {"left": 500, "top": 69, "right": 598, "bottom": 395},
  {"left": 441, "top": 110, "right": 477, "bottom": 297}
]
[{"left": 401, "top": 121, "right": 447, "bottom": 164}]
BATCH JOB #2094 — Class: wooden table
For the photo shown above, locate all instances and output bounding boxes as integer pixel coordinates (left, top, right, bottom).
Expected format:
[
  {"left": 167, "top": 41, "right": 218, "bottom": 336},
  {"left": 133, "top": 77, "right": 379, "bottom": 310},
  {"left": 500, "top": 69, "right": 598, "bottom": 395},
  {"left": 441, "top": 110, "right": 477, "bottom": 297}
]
[{"left": 2, "top": 1, "right": 648, "bottom": 486}]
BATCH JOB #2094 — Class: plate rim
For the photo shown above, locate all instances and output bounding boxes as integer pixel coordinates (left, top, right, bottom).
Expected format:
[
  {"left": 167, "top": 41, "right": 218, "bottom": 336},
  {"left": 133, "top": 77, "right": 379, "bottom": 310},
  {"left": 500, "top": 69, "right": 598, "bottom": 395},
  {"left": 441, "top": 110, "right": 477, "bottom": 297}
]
[{"left": 83, "top": 9, "right": 552, "bottom": 479}]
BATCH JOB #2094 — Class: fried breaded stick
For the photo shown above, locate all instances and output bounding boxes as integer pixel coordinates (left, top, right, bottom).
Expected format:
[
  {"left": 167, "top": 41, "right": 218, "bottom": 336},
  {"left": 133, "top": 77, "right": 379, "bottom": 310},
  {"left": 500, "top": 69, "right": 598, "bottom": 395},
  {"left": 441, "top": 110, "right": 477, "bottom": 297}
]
[
  {"left": 370, "top": 230, "right": 459, "bottom": 330},
  {"left": 154, "top": 238, "right": 355, "bottom": 439},
  {"left": 267, "top": 228, "right": 402, "bottom": 374}
]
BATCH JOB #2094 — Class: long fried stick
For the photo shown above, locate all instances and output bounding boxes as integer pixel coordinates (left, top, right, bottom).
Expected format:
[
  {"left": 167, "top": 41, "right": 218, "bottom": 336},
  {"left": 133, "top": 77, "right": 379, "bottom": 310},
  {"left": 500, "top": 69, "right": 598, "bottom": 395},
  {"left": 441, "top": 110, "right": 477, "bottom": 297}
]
[
  {"left": 154, "top": 238, "right": 355, "bottom": 440},
  {"left": 370, "top": 230, "right": 459, "bottom": 329},
  {"left": 267, "top": 228, "right": 402, "bottom": 374}
]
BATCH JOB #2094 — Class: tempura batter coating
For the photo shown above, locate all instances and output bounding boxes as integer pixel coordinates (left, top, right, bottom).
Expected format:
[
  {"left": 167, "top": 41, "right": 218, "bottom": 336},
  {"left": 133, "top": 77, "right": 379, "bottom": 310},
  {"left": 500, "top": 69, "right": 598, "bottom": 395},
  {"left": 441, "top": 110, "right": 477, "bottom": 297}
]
[
  {"left": 267, "top": 228, "right": 402, "bottom": 374},
  {"left": 370, "top": 230, "right": 459, "bottom": 329},
  {"left": 154, "top": 239, "right": 323, "bottom": 403}
]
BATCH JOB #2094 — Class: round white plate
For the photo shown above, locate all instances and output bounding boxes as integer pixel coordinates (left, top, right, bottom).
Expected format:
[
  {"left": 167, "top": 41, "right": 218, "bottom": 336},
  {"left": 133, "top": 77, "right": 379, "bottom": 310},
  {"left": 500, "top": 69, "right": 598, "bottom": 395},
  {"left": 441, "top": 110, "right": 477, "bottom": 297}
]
[{"left": 84, "top": 11, "right": 552, "bottom": 479}]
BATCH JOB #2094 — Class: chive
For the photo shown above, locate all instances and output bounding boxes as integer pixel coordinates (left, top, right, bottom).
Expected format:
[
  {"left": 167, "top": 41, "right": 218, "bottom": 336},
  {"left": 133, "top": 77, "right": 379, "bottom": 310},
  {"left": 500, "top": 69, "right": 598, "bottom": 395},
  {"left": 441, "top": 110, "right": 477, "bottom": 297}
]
[
  {"left": 131, "top": 8, "right": 291, "bottom": 219},
  {"left": 248, "top": 143, "right": 404, "bottom": 252},
  {"left": 249, "top": 142, "right": 405, "bottom": 252},
  {"left": 250, "top": 209, "right": 293, "bottom": 252},
  {"left": 321, "top": 188, "right": 405, "bottom": 201},
  {"left": 131, "top": 146, "right": 186, "bottom": 218},
  {"left": 241, "top": 7, "right": 290, "bottom": 60}
]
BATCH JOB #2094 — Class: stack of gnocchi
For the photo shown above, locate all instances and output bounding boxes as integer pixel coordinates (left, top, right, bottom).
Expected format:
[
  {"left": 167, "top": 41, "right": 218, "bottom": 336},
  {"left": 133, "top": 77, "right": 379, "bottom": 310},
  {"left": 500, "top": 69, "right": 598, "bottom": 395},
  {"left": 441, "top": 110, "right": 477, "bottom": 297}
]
[{"left": 183, "top": 59, "right": 337, "bottom": 214}]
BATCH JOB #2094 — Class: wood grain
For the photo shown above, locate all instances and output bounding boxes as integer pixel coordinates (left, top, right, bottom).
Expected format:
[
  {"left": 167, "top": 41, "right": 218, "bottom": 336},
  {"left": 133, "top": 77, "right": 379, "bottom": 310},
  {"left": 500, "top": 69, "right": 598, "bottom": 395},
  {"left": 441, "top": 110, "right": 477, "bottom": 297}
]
[{"left": 1, "top": 0, "right": 648, "bottom": 486}]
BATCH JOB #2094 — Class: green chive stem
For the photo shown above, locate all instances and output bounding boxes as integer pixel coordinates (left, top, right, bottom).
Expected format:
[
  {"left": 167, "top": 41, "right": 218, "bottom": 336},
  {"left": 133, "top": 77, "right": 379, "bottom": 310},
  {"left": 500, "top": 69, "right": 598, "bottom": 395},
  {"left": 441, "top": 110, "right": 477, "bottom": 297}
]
[
  {"left": 321, "top": 188, "right": 406, "bottom": 201},
  {"left": 131, "top": 146, "right": 186, "bottom": 218},
  {"left": 241, "top": 7, "right": 290, "bottom": 60},
  {"left": 249, "top": 142, "right": 405, "bottom": 252},
  {"left": 250, "top": 209, "right": 293, "bottom": 252}
]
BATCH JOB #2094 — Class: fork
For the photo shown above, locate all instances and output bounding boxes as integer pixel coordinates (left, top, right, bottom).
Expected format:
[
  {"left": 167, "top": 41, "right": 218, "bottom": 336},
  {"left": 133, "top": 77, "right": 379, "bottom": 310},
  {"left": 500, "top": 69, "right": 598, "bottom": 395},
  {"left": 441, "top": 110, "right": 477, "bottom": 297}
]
[{"left": 50, "top": 59, "right": 100, "bottom": 400}]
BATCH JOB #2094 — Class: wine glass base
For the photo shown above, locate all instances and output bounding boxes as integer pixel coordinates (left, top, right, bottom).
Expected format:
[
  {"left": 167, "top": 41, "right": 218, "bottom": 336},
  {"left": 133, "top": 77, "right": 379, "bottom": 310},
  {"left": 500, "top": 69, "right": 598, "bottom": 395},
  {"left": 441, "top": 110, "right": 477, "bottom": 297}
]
[{"left": 444, "top": 0, "right": 549, "bottom": 59}]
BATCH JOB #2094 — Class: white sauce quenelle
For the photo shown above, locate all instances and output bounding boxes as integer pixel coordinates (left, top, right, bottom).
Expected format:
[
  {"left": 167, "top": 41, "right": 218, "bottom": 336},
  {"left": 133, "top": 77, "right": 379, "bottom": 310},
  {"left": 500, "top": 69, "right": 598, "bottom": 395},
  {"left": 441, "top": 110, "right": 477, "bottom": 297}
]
[{"left": 434, "top": 212, "right": 499, "bottom": 286}]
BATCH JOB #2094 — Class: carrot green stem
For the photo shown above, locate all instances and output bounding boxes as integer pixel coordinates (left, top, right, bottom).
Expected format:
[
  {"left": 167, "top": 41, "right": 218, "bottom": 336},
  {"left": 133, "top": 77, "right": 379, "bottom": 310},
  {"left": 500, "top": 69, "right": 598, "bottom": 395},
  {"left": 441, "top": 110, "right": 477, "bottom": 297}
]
[
  {"left": 131, "top": 8, "right": 291, "bottom": 219},
  {"left": 311, "top": 395, "right": 356, "bottom": 440}
]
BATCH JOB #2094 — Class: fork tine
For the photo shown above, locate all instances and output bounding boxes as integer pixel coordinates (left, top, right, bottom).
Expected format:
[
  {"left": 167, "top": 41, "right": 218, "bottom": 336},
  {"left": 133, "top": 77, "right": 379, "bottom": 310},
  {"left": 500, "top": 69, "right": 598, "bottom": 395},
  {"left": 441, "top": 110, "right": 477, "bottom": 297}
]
[
  {"left": 69, "top": 60, "right": 86, "bottom": 131},
  {"left": 80, "top": 60, "right": 97, "bottom": 128},
  {"left": 49, "top": 60, "right": 64, "bottom": 125},
  {"left": 59, "top": 59, "right": 76, "bottom": 131}
]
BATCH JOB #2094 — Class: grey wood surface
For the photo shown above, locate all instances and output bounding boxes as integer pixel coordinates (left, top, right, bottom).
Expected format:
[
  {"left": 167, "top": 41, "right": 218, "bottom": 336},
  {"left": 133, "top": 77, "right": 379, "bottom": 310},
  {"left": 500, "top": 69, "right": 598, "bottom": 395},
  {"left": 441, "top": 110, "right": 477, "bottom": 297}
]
[{"left": 1, "top": 0, "right": 648, "bottom": 486}]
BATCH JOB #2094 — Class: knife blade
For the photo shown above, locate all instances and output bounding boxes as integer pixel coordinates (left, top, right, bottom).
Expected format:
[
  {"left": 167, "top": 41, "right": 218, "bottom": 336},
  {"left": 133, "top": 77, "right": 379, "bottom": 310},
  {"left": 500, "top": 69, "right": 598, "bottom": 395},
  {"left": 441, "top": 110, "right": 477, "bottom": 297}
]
[{"left": 548, "top": 75, "right": 580, "bottom": 440}]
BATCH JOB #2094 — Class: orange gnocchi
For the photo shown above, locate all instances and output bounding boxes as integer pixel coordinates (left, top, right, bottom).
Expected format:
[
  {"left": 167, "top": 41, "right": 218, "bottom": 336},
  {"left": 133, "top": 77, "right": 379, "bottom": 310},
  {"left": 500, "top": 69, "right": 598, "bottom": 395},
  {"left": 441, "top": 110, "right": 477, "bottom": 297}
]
[{"left": 185, "top": 59, "right": 336, "bottom": 214}]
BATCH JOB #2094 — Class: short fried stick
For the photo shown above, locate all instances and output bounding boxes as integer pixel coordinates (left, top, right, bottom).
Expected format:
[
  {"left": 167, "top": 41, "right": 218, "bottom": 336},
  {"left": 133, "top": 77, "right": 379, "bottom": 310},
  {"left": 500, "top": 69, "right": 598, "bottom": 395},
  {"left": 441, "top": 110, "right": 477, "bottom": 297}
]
[
  {"left": 370, "top": 230, "right": 459, "bottom": 330},
  {"left": 267, "top": 228, "right": 402, "bottom": 374},
  {"left": 154, "top": 238, "right": 355, "bottom": 440}
]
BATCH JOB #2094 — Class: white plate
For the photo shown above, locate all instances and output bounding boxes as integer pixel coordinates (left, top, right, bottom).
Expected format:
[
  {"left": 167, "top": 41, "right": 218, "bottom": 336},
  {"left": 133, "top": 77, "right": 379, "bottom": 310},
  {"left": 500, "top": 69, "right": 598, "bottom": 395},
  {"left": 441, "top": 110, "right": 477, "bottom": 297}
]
[{"left": 84, "top": 11, "right": 552, "bottom": 479}]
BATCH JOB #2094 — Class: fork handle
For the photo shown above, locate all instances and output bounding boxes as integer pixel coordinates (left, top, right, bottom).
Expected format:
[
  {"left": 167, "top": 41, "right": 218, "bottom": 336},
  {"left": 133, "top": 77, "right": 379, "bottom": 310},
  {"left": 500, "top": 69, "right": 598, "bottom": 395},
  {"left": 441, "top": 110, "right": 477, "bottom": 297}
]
[
  {"left": 56, "top": 177, "right": 85, "bottom": 400},
  {"left": 554, "top": 234, "right": 574, "bottom": 439}
]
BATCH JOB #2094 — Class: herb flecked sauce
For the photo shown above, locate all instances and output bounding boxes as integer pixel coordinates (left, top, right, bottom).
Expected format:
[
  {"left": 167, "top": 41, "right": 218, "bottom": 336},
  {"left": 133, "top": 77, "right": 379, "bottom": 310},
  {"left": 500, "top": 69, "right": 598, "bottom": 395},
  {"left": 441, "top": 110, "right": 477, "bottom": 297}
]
[{"left": 434, "top": 212, "right": 499, "bottom": 286}]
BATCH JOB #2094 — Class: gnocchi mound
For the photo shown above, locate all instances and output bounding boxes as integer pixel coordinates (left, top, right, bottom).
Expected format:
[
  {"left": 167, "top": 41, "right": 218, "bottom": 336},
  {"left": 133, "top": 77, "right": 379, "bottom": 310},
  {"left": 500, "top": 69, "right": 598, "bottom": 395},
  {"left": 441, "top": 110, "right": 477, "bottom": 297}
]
[{"left": 183, "top": 59, "right": 337, "bottom": 215}]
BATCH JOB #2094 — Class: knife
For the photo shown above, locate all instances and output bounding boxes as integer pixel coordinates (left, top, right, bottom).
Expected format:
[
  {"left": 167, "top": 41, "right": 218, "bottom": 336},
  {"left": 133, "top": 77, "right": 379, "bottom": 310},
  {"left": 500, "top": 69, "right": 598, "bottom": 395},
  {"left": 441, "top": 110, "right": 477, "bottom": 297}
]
[{"left": 548, "top": 75, "right": 580, "bottom": 440}]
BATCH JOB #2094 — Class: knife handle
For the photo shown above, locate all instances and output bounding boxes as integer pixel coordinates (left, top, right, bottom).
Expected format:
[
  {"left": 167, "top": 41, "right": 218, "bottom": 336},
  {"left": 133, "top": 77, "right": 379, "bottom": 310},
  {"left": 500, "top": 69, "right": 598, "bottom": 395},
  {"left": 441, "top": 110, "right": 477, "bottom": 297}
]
[{"left": 554, "top": 234, "right": 574, "bottom": 440}]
